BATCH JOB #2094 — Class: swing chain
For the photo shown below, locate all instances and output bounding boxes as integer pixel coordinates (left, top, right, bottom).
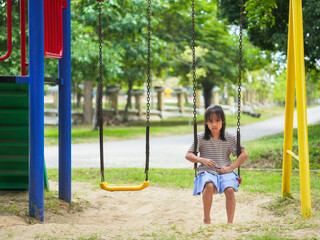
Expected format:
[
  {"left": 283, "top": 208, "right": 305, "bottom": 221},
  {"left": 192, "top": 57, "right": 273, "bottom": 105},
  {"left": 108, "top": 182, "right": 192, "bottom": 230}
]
[
  {"left": 98, "top": 0, "right": 105, "bottom": 183},
  {"left": 98, "top": 2, "right": 103, "bottom": 125},
  {"left": 98, "top": 0, "right": 103, "bottom": 126},
  {"left": 191, "top": 0, "right": 198, "bottom": 175},
  {"left": 145, "top": 0, "right": 151, "bottom": 181},
  {"left": 146, "top": 0, "right": 151, "bottom": 126},
  {"left": 191, "top": 0, "right": 196, "bottom": 124},
  {"left": 236, "top": 0, "right": 244, "bottom": 179},
  {"left": 237, "top": 0, "right": 243, "bottom": 132}
]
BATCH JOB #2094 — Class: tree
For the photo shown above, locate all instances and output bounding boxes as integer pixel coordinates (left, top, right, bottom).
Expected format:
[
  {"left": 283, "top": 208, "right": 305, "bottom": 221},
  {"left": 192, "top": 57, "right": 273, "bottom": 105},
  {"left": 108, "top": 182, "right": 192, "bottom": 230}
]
[
  {"left": 71, "top": 1, "right": 124, "bottom": 126},
  {"left": 163, "top": 0, "right": 248, "bottom": 108},
  {"left": 218, "top": 0, "right": 320, "bottom": 73},
  {"left": 75, "top": 0, "right": 164, "bottom": 121}
]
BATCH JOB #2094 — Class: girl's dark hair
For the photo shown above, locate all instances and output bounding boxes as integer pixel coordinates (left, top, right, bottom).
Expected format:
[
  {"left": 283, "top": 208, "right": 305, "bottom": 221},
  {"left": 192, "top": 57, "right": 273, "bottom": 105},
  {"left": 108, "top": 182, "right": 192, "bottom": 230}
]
[{"left": 204, "top": 105, "right": 226, "bottom": 140}]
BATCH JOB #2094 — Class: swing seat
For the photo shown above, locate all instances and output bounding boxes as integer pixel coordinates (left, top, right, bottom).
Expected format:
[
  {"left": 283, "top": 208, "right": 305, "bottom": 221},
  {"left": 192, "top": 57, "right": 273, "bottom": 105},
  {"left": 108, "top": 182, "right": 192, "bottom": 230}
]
[
  {"left": 238, "top": 178, "right": 242, "bottom": 184},
  {"left": 100, "top": 181, "right": 149, "bottom": 192}
]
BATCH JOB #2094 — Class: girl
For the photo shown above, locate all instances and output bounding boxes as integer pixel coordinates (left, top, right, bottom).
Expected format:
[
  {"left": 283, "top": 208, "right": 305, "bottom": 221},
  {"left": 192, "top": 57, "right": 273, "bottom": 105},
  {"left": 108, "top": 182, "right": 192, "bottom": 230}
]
[{"left": 185, "top": 105, "right": 248, "bottom": 224}]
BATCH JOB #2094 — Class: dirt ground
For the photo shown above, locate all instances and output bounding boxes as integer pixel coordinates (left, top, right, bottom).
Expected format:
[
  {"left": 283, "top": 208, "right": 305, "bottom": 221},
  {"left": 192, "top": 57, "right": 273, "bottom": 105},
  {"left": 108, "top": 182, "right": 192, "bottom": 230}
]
[{"left": 0, "top": 181, "right": 319, "bottom": 240}]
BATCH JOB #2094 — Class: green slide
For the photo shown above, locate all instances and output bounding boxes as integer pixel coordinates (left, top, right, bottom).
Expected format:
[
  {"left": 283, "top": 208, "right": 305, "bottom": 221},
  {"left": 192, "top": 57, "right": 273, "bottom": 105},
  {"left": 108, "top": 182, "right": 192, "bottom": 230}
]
[{"left": 0, "top": 83, "right": 49, "bottom": 190}]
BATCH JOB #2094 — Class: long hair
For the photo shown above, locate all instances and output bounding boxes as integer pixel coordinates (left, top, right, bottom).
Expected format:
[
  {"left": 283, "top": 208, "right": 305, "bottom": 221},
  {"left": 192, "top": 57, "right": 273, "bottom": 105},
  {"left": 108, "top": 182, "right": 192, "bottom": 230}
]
[{"left": 204, "top": 105, "right": 226, "bottom": 140}]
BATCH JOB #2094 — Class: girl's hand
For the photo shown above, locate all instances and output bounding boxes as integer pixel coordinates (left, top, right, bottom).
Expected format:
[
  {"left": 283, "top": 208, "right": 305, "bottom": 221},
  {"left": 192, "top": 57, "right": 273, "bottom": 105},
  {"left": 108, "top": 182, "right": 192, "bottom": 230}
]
[
  {"left": 200, "top": 158, "right": 217, "bottom": 169},
  {"left": 219, "top": 166, "right": 233, "bottom": 174}
]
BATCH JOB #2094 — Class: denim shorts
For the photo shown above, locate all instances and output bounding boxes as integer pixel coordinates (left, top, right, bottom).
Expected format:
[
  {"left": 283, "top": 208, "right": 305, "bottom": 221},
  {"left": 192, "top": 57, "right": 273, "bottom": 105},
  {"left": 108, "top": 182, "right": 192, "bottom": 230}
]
[{"left": 193, "top": 171, "right": 239, "bottom": 195}]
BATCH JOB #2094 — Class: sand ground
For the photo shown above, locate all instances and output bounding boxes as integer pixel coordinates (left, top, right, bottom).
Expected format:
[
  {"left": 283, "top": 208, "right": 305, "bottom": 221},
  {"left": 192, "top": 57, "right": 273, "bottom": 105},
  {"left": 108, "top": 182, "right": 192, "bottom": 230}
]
[{"left": 0, "top": 181, "right": 319, "bottom": 240}]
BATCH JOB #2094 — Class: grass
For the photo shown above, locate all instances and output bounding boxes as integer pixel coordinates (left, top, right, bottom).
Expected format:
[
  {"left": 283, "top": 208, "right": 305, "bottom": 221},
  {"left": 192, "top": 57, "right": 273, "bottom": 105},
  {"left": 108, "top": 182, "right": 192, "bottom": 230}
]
[
  {"left": 46, "top": 168, "right": 320, "bottom": 196},
  {"left": 44, "top": 106, "right": 285, "bottom": 146},
  {"left": 244, "top": 123, "right": 320, "bottom": 170}
]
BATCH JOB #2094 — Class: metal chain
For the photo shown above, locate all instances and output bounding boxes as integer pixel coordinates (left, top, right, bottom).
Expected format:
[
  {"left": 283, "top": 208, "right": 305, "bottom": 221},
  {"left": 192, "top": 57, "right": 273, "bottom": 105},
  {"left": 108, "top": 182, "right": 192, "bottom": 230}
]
[
  {"left": 145, "top": 0, "right": 151, "bottom": 181},
  {"left": 98, "top": 2, "right": 103, "bottom": 123},
  {"left": 191, "top": 0, "right": 197, "bottom": 124},
  {"left": 237, "top": 0, "right": 244, "bottom": 179},
  {"left": 146, "top": 0, "right": 151, "bottom": 126},
  {"left": 237, "top": 0, "right": 243, "bottom": 132},
  {"left": 98, "top": 0, "right": 104, "bottom": 183},
  {"left": 191, "top": 0, "right": 198, "bottom": 175}
]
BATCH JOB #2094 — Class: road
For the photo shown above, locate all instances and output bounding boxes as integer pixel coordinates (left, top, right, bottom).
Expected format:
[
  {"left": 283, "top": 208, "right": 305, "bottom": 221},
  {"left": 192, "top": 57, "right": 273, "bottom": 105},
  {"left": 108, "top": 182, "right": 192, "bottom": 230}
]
[{"left": 45, "top": 105, "right": 320, "bottom": 169}]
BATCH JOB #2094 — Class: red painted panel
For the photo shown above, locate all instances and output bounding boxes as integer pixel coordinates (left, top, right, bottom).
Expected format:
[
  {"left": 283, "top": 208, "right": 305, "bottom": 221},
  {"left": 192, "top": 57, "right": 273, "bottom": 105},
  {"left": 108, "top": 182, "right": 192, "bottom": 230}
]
[{"left": 44, "top": 0, "right": 67, "bottom": 59}]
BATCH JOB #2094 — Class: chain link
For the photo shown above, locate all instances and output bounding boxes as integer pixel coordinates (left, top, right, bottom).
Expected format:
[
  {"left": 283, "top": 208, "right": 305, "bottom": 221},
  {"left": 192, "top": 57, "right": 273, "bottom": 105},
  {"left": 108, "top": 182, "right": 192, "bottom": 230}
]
[
  {"left": 237, "top": 0, "right": 243, "bottom": 131},
  {"left": 98, "top": 1, "right": 103, "bottom": 125},
  {"left": 191, "top": 0, "right": 198, "bottom": 174},
  {"left": 146, "top": 0, "right": 151, "bottom": 126},
  {"left": 191, "top": 0, "right": 197, "bottom": 124},
  {"left": 236, "top": 0, "right": 244, "bottom": 179},
  {"left": 144, "top": 0, "right": 152, "bottom": 180}
]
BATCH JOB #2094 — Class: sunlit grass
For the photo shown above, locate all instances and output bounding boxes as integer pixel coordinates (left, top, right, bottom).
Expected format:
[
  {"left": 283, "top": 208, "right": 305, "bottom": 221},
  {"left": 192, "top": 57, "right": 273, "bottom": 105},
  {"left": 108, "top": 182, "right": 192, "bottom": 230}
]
[
  {"left": 245, "top": 123, "right": 320, "bottom": 170},
  {"left": 47, "top": 168, "right": 320, "bottom": 196}
]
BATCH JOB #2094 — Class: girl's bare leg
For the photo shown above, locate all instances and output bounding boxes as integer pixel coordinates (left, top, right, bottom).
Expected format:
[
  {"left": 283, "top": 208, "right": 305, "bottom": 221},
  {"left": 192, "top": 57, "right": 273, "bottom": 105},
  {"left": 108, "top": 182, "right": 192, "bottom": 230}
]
[
  {"left": 202, "top": 182, "right": 217, "bottom": 224},
  {"left": 224, "top": 187, "right": 236, "bottom": 224}
]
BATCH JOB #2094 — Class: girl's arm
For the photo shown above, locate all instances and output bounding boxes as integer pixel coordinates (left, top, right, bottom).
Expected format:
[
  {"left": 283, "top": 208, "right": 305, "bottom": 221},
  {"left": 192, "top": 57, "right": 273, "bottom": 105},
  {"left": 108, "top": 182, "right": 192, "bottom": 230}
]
[
  {"left": 219, "top": 147, "right": 248, "bottom": 174},
  {"left": 185, "top": 151, "right": 217, "bottom": 168}
]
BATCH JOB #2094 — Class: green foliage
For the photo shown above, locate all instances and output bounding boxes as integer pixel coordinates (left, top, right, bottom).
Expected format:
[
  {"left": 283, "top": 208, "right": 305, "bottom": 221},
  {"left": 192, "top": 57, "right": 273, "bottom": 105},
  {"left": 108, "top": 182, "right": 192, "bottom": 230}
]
[
  {"left": 168, "top": 0, "right": 239, "bottom": 107},
  {"left": 1, "top": 0, "right": 275, "bottom": 109},
  {"left": 245, "top": 0, "right": 277, "bottom": 31},
  {"left": 219, "top": 0, "right": 320, "bottom": 73},
  {"left": 272, "top": 71, "right": 287, "bottom": 104},
  {"left": 70, "top": 1, "right": 125, "bottom": 86}
]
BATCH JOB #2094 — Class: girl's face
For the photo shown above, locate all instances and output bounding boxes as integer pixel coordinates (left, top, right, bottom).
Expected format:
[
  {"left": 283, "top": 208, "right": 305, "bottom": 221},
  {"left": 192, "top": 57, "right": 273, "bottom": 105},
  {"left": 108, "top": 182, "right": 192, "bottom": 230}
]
[{"left": 206, "top": 113, "right": 223, "bottom": 135}]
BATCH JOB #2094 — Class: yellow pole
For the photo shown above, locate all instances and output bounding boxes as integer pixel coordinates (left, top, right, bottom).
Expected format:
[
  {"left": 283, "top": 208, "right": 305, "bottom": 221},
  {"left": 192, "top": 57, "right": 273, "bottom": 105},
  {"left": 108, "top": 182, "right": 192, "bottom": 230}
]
[
  {"left": 282, "top": 0, "right": 295, "bottom": 196},
  {"left": 292, "top": 0, "right": 312, "bottom": 218}
]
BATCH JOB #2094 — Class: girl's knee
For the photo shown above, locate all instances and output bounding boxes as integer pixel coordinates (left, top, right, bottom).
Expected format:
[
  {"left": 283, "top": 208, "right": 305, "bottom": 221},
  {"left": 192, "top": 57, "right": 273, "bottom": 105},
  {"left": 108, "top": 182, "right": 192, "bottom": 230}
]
[
  {"left": 204, "top": 182, "right": 217, "bottom": 194},
  {"left": 224, "top": 187, "right": 235, "bottom": 197}
]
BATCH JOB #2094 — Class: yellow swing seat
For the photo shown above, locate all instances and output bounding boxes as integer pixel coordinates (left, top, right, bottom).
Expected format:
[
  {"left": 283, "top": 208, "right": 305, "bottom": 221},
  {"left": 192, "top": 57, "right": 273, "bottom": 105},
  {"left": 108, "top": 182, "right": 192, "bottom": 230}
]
[{"left": 100, "top": 181, "right": 149, "bottom": 192}]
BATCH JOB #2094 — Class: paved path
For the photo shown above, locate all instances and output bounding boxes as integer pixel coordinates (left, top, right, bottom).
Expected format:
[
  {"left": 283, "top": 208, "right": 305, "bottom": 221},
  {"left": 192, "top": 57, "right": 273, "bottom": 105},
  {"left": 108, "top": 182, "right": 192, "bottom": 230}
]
[{"left": 45, "top": 106, "right": 320, "bottom": 169}]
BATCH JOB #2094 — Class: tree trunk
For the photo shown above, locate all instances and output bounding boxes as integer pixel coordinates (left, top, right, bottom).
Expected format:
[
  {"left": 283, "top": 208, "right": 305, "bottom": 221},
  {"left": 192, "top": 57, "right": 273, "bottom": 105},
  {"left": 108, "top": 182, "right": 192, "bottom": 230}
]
[
  {"left": 92, "top": 87, "right": 100, "bottom": 130},
  {"left": 124, "top": 79, "right": 133, "bottom": 120},
  {"left": 83, "top": 80, "right": 94, "bottom": 124},
  {"left": 76, "top": 84, "right": 82, "bottom": 108},
  {"left": 202, "top": 83, "right": 214, "bottom": 109}
]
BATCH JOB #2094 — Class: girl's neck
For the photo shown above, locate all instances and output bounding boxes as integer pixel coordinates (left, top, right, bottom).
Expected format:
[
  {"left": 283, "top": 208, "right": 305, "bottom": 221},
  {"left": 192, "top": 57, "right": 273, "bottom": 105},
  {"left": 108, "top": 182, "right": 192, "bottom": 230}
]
[{"left": 211, "top": 132, "right": 220, "bottom": 141}]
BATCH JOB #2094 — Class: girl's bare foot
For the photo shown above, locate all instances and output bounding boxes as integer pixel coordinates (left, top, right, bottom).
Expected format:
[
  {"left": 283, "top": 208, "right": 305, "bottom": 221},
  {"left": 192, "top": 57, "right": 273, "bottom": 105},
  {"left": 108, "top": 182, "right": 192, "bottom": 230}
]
[{"left": 203, "top": 218, "right": 211, "bottom": 224}]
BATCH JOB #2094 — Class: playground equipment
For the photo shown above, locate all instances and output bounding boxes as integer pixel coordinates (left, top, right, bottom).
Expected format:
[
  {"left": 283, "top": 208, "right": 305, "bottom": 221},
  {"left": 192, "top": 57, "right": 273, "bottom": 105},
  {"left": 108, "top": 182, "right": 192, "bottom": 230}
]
[
  {"left": 0, "top": 0, "right": 12, "bottom": 61},
  {"left": 97, "top": 0, "right": 150, "bottom": 191},
  {"left": 282, "top": 0, "right": 312, "bottom": 218},
  {"left": 0, "top": 83, "right": 49, "bottom": 190},
  {"left": 0, "top": 0, "right": 71, "bottom": 221}
]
